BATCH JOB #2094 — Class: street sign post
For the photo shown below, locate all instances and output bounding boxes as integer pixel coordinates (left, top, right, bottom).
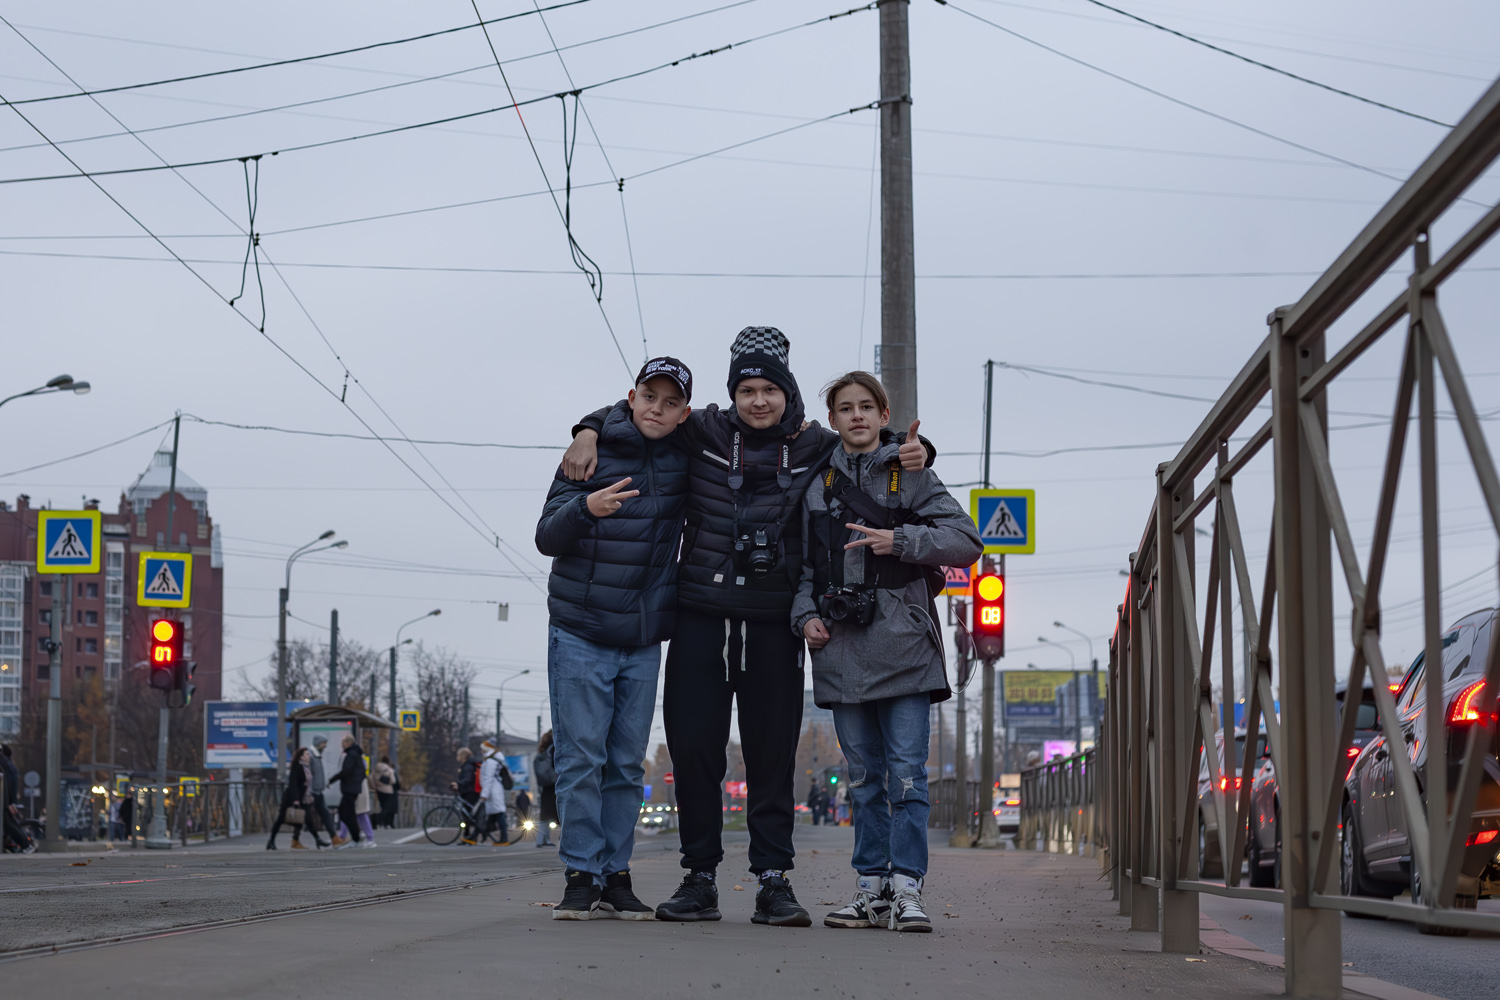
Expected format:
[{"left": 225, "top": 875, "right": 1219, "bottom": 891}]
[
  {"left": 399, "top": 710, "right": 421, "bottom": 732},
  {"left": 36, "top": 510, "right": 101, "bottom": 574},
  {"left": 970, "top": 489, "right": 1035, "bottom": 554},
  {"left": 137, "top": 551, "right": 192, "bottom": 608}
]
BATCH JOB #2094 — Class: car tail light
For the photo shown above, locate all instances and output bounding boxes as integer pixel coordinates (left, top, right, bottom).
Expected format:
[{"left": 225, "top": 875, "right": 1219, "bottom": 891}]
[
  {"left": 1218, "top": 777, "right": 1242, "bottom": 792},
  {"left": 1389, "top": 683, "right": 1401, "bottom": 692},
  {"left": 1448, "top": 680, "right": 1492, "bottom": 725},
  {"left": 1004, "top": 798, "right": 1020, "bottom": 806},
  {"left": 1346, "top": 747, "right": 1360, "bottom": 758},
  {"left": 1465, "top": 829, "right": 1498, "bottom": 846}
]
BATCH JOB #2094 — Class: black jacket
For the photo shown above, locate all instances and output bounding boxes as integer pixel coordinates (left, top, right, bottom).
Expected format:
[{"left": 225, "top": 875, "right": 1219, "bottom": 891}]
[
  {"left": 331, "top": 744, "right": 365, "bottom": 797},
  {"left": 536, "top": 401, "right": 688, "bottom": 646},
  {"left": 457, "top": 759, "right": 480, "bottom": 803},
  {"left": 577, "top": 401, "right": 933, "bottom": 622}
]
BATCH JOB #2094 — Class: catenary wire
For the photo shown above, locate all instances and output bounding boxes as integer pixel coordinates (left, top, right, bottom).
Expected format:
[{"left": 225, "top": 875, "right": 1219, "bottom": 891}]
[{"left": 1075, "top": 0, "right": 1454, "bottom": 127}]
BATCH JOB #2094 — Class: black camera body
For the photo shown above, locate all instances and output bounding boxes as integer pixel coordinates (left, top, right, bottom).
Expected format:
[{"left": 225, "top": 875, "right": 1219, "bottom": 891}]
[
  {"left": 734, "top": 528, "right": 775, "bottom": 577},
  {"left": 820, "top": 586, "right": 876, "bottom": 627}
]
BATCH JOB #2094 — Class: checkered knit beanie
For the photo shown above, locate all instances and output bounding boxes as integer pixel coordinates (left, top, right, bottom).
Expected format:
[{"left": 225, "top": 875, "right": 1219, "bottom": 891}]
[{"left": 727, "top": 326, "right": 796, "bottom": 399}]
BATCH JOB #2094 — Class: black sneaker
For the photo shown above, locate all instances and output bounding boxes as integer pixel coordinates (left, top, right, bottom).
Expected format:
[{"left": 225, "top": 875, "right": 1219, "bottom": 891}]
[
  {"left": 752, "top": 871, "right": 812, "bottom": 927},
  {"left": 552, "top": 869, "right": 601, "bottom": 921},
  {"left": 655, "top": 871, "right": 721, "bottom": 922},
  {"left": 597, "top": 871, "right": 655, "bottom": 920}
]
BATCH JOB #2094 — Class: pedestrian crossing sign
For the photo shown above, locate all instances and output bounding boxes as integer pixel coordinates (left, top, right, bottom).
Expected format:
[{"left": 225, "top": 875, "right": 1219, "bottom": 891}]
[
  {"left": 399, "top": 710, "right": 421, "bottom": 732},
  {"left": 36, "top": 510, "right": 101, "bottom": 573},
  {"left": 941, "top": 564, "right": 975, "bottom": 597},
  {"left": 970, "top": 489, "right": 1036, "bottom": 554},
  {"left": 137, "top": 551, "right": 192, "bottom": 607}
]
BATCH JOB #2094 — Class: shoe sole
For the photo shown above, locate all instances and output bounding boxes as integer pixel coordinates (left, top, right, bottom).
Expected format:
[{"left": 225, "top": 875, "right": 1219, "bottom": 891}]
[
  {"left": 654, "top": 907, "right": 721, "bottom": 922},
  {"left": 823, "top": 916, "right": 875, "bottom": 929},
  {"left": 551, "top": 907, "right": 596, "bottom": 921},
  {"left": 894, "top": 920, "right": 933, "bottom": 932},
  {"left": 596, "top": 903, "right": 655, "bottom": 921},
  {"left": 752, "top": 911, "right": 813, "bottom": 928}
]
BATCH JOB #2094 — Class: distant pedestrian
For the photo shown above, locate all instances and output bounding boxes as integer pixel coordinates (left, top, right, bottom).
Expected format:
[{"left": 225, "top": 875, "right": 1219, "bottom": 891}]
[
  {"left": 309, "top": 734, "right": 344, "bottom": 847},
  {"left": 479, "top": 739, "right": 512, "bottom": 845},
  {"left": 119, "top": 784, "right": 134, "bottom": 841},
  {"left": 533, "top": 732, "right": 557, "bottom": 848},
  {"left": 330, "top": 735, "right": 366, "bottom": 848},
  {"left": 1, "top": 743, "right": 34, "bottom": 853},
  {"left": 373, "top": 756, "right": 397, "bottom": 829},
  {"left": 267, "top": 747, "right": 323, "bottom": 850},
  {"left": 514, "top": 787, "right": 532, "bottom": 825},
  {"left": 791, "top": 371, "right": 981, "bottom": 933},
  {"left": 450, "top": 748, "right": 482, "bottom": 845},
  {"left": 354, "top": 775, "right": 377, "bottom": 848},
  {"left": 807, "top": 785, "right": 822, "bottom": 826}
]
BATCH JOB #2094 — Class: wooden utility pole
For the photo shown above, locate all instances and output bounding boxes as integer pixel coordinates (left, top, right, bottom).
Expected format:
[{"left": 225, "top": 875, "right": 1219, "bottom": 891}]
[{"left": 880, "top": 0, "right": 917, "bottom": 427}]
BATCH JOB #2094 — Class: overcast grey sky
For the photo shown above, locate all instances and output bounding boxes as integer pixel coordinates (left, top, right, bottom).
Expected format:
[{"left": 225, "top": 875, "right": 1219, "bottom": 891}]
[{"left": 3, "top": 0, "right": 1498, "bottom": 744}]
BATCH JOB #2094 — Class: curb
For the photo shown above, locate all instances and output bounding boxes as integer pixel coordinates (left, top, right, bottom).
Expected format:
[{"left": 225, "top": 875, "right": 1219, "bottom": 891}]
[{"left": 1199, "top": 916, "right": 1445, "bottom": 1000}]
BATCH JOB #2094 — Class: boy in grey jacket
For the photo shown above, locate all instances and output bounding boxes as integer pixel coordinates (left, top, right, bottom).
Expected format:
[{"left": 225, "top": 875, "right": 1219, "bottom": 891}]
[{"left": 791, "top": 371, "right": 983, "bottom": 933}]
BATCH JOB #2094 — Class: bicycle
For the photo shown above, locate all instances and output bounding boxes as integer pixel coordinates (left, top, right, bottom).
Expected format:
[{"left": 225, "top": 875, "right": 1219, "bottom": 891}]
[{"left": 423, "top": 796, "right": 492, "bottom": 846}]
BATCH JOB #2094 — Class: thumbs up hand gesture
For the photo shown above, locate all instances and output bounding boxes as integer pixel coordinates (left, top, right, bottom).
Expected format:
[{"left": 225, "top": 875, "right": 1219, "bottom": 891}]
[{"left": 897, "top": 418, "right": 926, "bottom": 471}]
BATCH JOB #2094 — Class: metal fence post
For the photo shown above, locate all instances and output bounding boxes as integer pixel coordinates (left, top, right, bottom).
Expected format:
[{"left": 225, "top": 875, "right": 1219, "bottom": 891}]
[
  {"left": 1157, "top": 470, "right": 1199, "bottom": 953},
  {"left": 1271, "top": 311, "right": 1342, "bottom": 996},
  {"left": 1127, "top": 553, "right": 1158, "bottom": 930}
]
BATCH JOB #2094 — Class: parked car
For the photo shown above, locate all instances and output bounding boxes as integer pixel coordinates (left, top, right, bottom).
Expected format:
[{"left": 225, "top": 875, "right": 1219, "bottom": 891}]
[
  {"left": 1197, "top": 728, "right": 1267, "bottom": 878},
  {"left": 1341, "top": 609, "right": 1500, "bottom": 932},
  {"left": 1245, "top": 678, "right": 1384, "bottom": 888},
  {"left": 995, "top": 788, "right": 1020, "bottom": 834}
]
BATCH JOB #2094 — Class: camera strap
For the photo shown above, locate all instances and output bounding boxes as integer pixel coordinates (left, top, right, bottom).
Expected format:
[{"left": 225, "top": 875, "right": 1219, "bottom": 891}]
[
  {"left": 822, "top": 460, "right": 930, "bottom": 592},
  {"left": 727, "top": 431, "right": 794, "bottom": 583}
]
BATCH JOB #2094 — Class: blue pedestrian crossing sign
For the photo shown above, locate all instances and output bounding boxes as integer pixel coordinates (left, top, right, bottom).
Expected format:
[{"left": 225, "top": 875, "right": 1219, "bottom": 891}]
[
  {"left": 399, "top": 710, "right": 421, "bottom": 732},
  {"left": 36, "top": 510, "right": 101, "bottom": 574},
  {"left": 137, "top": 551, "right": 193, "bottom": 608},
  {"left": 970, "top": 489, "right": 1036, "bottom": 555}
]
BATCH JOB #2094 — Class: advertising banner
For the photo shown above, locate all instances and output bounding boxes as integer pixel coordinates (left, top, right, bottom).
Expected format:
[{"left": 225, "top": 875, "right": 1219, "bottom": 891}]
[
  {"left": 203, "top": 700, "right": 316, "bottom": 769},
  {"left": 1003, "top": 671, "right": 1071, "bottom": 718}
]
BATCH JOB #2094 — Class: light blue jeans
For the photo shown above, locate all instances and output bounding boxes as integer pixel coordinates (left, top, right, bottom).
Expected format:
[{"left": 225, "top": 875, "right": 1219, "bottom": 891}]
[
  {"left": 548, "top": 624, "right": 661, "bottom": 878},
  {"left": 830, "top": 694, "right": 932, "bottom": 878}
]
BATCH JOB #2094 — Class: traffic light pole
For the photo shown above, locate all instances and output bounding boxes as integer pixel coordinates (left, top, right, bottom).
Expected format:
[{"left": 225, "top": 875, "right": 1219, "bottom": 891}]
[
  {"left": 145, "top": 417, "right": 181, "bottom": 850},
  {"left": 976, "top": 553, "right": 1003, "bottom": 847},
  {"left": 41, "top": 573, "right": 65, "bottom": 851}
]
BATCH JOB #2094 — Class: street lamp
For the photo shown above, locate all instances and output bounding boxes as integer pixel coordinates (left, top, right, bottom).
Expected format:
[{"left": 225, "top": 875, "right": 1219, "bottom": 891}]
[
  {"left": 495, "top": 668, "right": 531, "bottom": 738},
  {"left": 388, "top": 609, "right": 441, "bottom": 761},
  {"left": 0, "top": 373, "right": 91, "bottom": 411},
  {"left": 277, "top": 531, "right": 347, "bottom": 784},
  {"left": 1054, "top": 619, "right": 1100, "bottom": 735},
  {"left": 1038, "top": 635, "right": 1080, "bottom": 753}
]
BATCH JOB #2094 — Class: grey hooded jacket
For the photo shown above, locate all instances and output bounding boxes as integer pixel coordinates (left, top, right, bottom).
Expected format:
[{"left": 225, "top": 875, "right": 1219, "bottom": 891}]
[{"left": 791, "top": 440, "right": 983, "bottom": 707}]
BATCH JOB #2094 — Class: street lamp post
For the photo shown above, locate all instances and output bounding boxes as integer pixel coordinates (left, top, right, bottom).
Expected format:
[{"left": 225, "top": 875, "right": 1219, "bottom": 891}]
[
  {"left": 495, "top": 669, "right": 532, "bottom": 738},
  {"left": 277, "top": 532, "right": 346, "bottom": 785},
  {"left": 6, "top": 374, "right": 93, "bottom": 853},
  {"left": 390, "top": 609, "right": 440, "bottom": 763},
  {"left": 1053, "top": 620, "right": 1099, "bottom": 736},
  {"left": 1038, "top": 635, "right": 1081, "bottom": 753}
]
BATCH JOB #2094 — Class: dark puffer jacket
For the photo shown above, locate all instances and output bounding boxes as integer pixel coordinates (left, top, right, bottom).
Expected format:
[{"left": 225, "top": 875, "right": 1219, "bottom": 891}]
[
  {"left": 537, "top": 400, "right": 688, "bottom": 645},
  {"left": 577, "top": 395, "right": 932, "bottom": 622}
]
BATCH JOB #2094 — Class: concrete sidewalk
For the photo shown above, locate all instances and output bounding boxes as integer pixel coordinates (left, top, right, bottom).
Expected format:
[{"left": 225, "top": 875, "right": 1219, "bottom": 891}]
[{"left": 3, "top": 824, "right": 1310, "bottom": 999}]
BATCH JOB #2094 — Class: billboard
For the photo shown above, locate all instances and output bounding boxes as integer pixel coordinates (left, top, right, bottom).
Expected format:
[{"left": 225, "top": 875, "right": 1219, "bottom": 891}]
[
  {"left": 203, "top": 700, "right": 316, "bottom": 769},
  {"left": 1003, "top": 671, "right": 1069, "bottom": 718}
]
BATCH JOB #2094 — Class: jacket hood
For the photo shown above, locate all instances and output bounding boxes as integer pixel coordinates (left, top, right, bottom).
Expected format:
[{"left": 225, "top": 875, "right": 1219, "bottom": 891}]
[
  {"left": 727, "top": 377, "right": 807, "bottom": 441},
  {"left": 600, "top": 399, "right": 648, "bottom": 454},
  {"left": 828, "top": 438, "right": 902, "bottom": 477}
]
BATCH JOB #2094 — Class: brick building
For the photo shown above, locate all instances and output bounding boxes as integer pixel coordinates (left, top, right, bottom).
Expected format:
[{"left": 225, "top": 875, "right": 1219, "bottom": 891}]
[{"left": 0, "top": 449, "right": 223, "bottom": 736}]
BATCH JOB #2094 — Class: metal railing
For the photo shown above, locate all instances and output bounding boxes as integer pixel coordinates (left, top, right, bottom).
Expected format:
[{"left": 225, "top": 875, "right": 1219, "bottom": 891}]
[
  {"left": 1018, "top": 749, "right": 1101, "bottom": 857},
  {"left": 929, "top": 777, "right": 982, "bottom": 836},
  {"left": 1104, "top": 73, "right": 1500, "bottom": 997}
]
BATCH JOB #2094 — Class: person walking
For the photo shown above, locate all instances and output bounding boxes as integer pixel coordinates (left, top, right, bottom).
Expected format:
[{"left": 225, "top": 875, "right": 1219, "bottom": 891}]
[
  {"left": 267, "top": 747, "right": 325, "bottom": 850},
  {"left": 330, "top": 734, "right": 366, "bottom": 848},
  {"left": 534, "top": 732, "right": 557, "bottom": 848},
  {"left": 308, "top": 734, "right": 344, "bottom": 847},
  {"left": 514, "top": 786, "right": 532, "bottom": 826},
  {"left": 354, "top": 773, "right": 377, "bottom": 848},
  {"left": 792, "top": 371, "right": 982, "bottom": 932},
  {"left": 119, "top": 783, "right": 134, "bottom": 842},
  {"left": 1, "top": 744, "right": 34, "bottom": 853},
  {"left": 563, "top": 329, "right": 934, "bottom": 927},
  {"left": 479, "top": 739, "right": 512, "bottom": 846},
  {"left": 806, "top": 785, "right": 822, "bottom": 827},
  {"left": 373, "top": 755, "right": 397, "bottom": 830},
  {"left": 450, "top": 748, "right": 482, "bottom": 845}
]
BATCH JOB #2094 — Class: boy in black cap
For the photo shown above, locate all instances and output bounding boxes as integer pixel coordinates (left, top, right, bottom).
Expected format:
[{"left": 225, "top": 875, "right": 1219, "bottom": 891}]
[
  {"left": 535, "top": 357, "right": 692, "bottom": 921},
  {"left": 562, "top": 328, "right": 933, "bottom": 927}
]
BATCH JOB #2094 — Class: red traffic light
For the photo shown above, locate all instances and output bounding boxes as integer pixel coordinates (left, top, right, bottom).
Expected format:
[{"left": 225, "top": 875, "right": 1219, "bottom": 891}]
[
  {"left": 971, "top": 571, "right": 1005, "bottom": 660},
  {"left": 149, "top": 618, "right": 181, "bottom": 691}
]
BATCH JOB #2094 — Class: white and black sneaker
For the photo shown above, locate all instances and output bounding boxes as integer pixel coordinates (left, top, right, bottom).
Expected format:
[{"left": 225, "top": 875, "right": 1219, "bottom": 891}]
[
  {"left": 553, "top": 869, "right": 602, "bottom": 920},
  {"left": 888, "top": 873, "right": 932, "bottom": 932},
  {"left": 824, "top": 875, "right": 891, "bottom": 929}
]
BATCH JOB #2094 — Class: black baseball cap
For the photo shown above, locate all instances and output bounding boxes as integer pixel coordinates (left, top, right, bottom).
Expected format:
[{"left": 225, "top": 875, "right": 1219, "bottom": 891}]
[{"left": 636, "top": 356, "right": 693, "bottom": 403}]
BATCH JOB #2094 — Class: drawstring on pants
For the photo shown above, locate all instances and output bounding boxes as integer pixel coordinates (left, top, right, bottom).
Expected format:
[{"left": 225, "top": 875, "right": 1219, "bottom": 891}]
[{"left": 722, "top": 619, "right": 747, "bottom": 681}]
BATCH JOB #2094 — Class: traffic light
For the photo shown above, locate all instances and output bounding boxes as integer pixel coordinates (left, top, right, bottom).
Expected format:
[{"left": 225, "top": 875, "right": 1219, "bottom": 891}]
[
  {"left": 971, "top": 569, "right": 1005, "bottom": 660},
  {"left": 174, "top": 660, "right": 197, "bottom": 706},
  {"left": 148, "top": 618, "right": 181, "bottom": 692},
  {"left": 828, "top": 774, "right": 839, "bottom": 786}
]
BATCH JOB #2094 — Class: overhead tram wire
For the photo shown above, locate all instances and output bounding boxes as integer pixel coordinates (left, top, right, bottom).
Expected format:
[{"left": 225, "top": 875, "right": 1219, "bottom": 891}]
[
  {"left": 930, "top": 0, "right": 1491, "bottom": 207},
  {"left": 0, "top": 3, "right": 882, "bottom": 188},
  {"left": 1075, "top": 0, "right": 1453, "bottom": 128},
  {"left": 2, "top": 18, "right": 545, "bottom": 588},
  {"left": 0, "top": 0, "right": 604, "bottom": 107}
]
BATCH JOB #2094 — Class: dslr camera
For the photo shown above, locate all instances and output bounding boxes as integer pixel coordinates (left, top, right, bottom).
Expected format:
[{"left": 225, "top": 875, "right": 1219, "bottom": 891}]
[
  {"left": 820, "top": 586, "right": 876, "bottom": 627},
  {"left": 734, "top": 528, "right": 775, "bottom": 577}
]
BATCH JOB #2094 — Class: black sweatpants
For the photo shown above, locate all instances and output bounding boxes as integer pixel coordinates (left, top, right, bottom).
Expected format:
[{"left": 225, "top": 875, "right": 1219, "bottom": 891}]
[
  {"left": 337, "top": 794, "right": 361, "bottom": 842},
  {"left": 664, "top": 609, "right": 804, "bottom": 874}
]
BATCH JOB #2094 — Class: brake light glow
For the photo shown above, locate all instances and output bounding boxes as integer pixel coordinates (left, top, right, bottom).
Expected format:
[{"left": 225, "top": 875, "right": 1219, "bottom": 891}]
[
  {"left": 1466, "top": 829, "right": 1498, "bottom": 846},
  {"left": 1004, "top": 799, "right": 1020, "bottom": 806},
  {"left": 1218, "top": 777, "right": 1242, "bottom": 792},
  {"left": 1448, "top": 680, "right": 1490, "bottom": 725},
  {"left": 1346, "top": 747, "right": 1360, "bottom": 758},
  {"left": 1389, "top": 683, "right": 1401, "bottom": 692}
]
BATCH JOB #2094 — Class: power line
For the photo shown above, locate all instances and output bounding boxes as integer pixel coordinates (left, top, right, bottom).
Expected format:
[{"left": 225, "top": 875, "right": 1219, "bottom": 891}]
[
  {"left": 0, "top": 3, "right": 880, "bottom": 187},
  {"left": 1074, "top": 0, "right": 1454, "bottom": 127},
  {"left": 0, "top": 0, "right": 603, "bottom": 107},
  {"left": 0, "top": 420, "right": 174, "bottom": 480}
]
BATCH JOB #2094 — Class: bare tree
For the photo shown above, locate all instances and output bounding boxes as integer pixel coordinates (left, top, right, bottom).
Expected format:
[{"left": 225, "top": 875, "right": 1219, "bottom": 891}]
[
  {"left": 411, "top": 642, "right": 477, "bottom": 785},
  {"left": 247, "top": 637, "right": 390, "bottom": 710}
]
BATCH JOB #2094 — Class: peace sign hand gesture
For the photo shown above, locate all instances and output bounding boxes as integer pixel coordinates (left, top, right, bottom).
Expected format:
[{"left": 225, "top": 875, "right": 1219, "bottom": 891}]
[
  {"left": 844, "top": 522, "right": 896, "bottom": 555},
  {"left": 587, "top": 477, "right": 640, "bottom": 518}
]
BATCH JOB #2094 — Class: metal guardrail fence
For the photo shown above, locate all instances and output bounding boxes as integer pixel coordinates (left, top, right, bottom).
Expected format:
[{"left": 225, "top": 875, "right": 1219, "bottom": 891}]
[
  {"left": 1018, "top": 749, "right": 1101, "bottom": 857},
  {"left": 929, "top": 777, "right": 982, "bottom": 836},
  {"left": 1102, "top": 71, "right": 1500, "bottom": 998},
  {"left": 119, "top": 783, "right": 437, "bottom": 845}
]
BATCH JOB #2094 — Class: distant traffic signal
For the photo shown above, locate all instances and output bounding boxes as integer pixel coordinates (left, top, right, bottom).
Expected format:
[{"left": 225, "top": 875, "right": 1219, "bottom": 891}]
[
  {"left": 148, "top": 618, "right": 181, "bottom": 692},
  {"left": 174, "top": 659, "right": 197, "bottom": 706},
  {"left": 828, "top": 774, "right": 839, "bottom": 785},
  {"left": 971, "top": 570, "right": 1005, "bottom": 660}
]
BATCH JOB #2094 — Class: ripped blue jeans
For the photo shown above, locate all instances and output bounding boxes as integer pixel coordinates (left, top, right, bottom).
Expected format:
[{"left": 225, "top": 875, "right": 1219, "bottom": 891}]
[{"left": 830, "top": 694, "right": 932, "bottom": 878}]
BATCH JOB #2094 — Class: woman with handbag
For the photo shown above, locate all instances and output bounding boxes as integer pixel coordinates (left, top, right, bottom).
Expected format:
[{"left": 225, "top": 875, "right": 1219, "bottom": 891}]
[{"left": 267, "top": 748, "right": 327, "bottom": 850}]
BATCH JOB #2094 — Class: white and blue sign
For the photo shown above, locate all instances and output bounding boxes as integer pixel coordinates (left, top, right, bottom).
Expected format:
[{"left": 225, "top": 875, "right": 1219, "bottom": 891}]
[
  {"left": 137, "top": 551, "right": 192, "bottom": 608},
  {"left": 36, "top": 509, "right": 101, "bottom": 573},
  {"left": 203, "top": 700, "right": 317, "bottom": 769},
  {"left": 970, "top": 489, "right": 1036, "bottom": 555}
]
